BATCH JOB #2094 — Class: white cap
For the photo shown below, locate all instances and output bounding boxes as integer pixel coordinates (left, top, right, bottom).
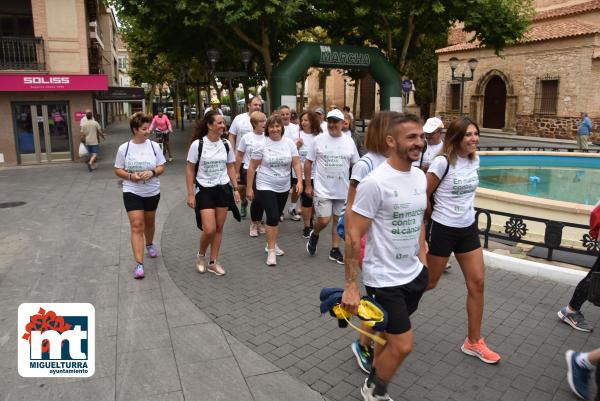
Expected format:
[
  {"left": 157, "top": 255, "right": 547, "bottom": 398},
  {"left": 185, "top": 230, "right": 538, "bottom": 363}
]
[
  {"left": 326, "top": 109, "right": 344, "bottom": 121},
  {"left": 423, "top": 117, "right": 444, "bottom": 133}
]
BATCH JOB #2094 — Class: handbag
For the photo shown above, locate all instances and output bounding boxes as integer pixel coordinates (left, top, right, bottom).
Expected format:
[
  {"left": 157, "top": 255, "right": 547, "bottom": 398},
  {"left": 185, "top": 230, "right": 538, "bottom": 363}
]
[
  {"left": 78, "top": 142, "right": 89, "bottom": 158},
  {"left": 587, "top": 256, "right": 600, "bottom": 306}
]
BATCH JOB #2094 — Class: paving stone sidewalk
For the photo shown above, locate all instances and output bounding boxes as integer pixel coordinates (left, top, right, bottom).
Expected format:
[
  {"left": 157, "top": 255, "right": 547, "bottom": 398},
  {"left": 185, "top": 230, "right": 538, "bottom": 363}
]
[{"left": 0, "top": 121, "right": 325, "bottom": 401}]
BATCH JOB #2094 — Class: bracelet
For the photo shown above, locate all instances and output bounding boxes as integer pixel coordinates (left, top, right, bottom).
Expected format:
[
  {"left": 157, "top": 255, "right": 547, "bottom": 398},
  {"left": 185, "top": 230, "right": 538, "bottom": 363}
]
[{"left": 151, "top": 169, "right": 157, "bottom": 177}]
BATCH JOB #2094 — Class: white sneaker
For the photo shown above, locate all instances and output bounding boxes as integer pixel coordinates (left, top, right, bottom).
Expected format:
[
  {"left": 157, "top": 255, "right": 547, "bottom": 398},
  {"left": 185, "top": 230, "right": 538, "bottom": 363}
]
[
  {"left": 288, "top": 208, "right": 301, "bottom": 221},
  {"left": 249, "top": 223, "right": 259, "bottom": 237},
  {"left": 266, "top": 249, "right": 277, "bottom": 266},
  {"left": 360, "top": 378, "right": 394, "bottom": 401},
  {"left": 264, "top": 244, "right": 284, "bottom": 256}
]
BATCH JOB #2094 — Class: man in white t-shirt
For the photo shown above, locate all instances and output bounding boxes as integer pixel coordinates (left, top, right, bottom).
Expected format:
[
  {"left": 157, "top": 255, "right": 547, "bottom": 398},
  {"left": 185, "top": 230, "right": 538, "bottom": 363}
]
[
  {"left": 341, "top": 113, "right": 428, "bottom": 401},
  {"left": 228, "top": 96, "right": 263, "bottom": 150},
  {"left": 305, "top": 109, "right": 359, "bottom": 264},
  {"left": 415, "top": 117, "right": 444, "bottom": 171}
]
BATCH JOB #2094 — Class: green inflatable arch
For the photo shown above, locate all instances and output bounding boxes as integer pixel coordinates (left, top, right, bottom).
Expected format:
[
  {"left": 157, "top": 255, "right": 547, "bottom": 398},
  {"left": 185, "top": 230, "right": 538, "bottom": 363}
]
[{"left": 271, "top": 42, "right": 403, "bottom": 112}]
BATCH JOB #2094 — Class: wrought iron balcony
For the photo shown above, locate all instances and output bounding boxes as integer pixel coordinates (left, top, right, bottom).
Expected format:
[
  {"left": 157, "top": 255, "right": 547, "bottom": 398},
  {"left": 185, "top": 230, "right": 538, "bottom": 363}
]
[{"left": 0, "top": 36, "right": 45, "bottom": 70}]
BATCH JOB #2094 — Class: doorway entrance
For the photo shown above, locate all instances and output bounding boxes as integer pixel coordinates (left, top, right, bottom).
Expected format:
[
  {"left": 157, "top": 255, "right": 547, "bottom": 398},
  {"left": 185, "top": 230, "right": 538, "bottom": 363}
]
[
  {"left": 482, "top": 76, "right": 506, "bottom": 129},
  {"left": 13, "top": 102, "right": 72, "bottom": 163}
]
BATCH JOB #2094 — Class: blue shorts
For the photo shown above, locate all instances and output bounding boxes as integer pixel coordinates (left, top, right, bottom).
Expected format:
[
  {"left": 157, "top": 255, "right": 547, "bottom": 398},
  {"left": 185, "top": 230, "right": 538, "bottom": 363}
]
[{"left": 87, "top": 144, "right": 100, "bottom": 155}]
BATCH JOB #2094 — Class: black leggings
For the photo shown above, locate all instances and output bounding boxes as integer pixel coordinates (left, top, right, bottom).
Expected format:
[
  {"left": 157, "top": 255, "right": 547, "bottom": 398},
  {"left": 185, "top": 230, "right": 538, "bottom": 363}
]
[
  {"left": 569, "top": 255, "right": 600, "bottom": 310},
  {"left": 250, "top": 180, "right": 264, "bottom": 222},
  {"left": 255, "top": 189, "right": 289, "bottom": 226}
]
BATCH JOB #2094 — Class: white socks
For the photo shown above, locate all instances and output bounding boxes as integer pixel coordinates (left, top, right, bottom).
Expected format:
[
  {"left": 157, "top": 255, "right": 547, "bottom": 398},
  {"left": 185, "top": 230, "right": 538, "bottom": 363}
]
[{"left": 576, "top": 352, "right": 594, "bottom": 370}]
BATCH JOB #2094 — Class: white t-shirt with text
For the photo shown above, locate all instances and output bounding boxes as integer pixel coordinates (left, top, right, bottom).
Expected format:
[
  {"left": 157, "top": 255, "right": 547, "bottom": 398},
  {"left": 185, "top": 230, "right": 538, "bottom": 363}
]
[
  {"left": 237, "top": 132, "right": 265, "bottom": 169},
  {"left": 186, "top": 137, "right": 235, "bottom": 190},
  {"left": 252, "top": 137, "right": 299, "bottom": 192},
  {"left": 114, "top": 140, "right": 166, "bottom": 197},
  {"left": 298, "top": 131, "right": 317, "bottom": 179},
  {"left": 429, "top": 155, "right": 479, "bottom": 228},
  {"left": 284, "top": 123, "right": 300, "bottom": 142},
  {"left": 413, "top": 141, "right": 444, "bottom": 169},
  {"left": 353, "top": 162, "right": 427, "bottom": 288},
  {"left": 307, "top": 133, "right": 359, "bottom": 199}
]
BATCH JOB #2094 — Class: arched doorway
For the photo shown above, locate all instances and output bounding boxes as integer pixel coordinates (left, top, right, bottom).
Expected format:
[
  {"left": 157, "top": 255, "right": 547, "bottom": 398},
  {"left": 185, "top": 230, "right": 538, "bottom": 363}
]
[
  {"left": 271, "top": 43, "right": 402, "bottom": 111},
  {"left": 483, "top": 76, "right": 507, "bottom": 129}
]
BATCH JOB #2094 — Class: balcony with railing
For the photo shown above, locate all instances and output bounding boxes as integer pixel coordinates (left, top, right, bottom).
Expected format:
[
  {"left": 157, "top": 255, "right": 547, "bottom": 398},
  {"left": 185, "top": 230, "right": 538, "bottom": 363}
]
[{"left": 0, "top": 36, "right": 45, "bottom": 70}]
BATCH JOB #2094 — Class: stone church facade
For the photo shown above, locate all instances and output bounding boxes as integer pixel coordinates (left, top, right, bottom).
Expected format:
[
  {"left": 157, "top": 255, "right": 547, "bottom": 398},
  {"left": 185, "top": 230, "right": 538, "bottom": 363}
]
[{"left": 436, "top": 0, "right": 600, "bottom": 139}]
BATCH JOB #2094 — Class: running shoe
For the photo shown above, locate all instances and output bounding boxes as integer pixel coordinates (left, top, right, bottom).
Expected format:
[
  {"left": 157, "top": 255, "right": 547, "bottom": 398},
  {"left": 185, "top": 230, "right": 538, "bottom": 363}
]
[
  {"left": 566, "top": 350, "right": 590, "bottom": 400},
  {"left": 306, "top": 231, "right": 319, "bottom": 256},
  {"left": 249, "top": 223, "right": 259, "bottom": 237},
  {"left": 288, "top": 208, "right": 301, "bottom": 221},
  {"left": 279, "top": 214, "right": 284, "bottom": 222},
  {"left": 207, "top": 262, "right": 225, "bottom": 276},
  {"left": 258, "top": 222, "right": 266, "bottom": 234},
  {"left": 360, "top": 378, "right": 394, "bottom": 401},
  {"left": 329, "top": 248, "right": 344, "bottom": 264},
  {"left": 240, "top": 202, "right": 247, "bottom": 218},
  {"left": 351, "top": 340, "right": 373, "bottom": 374},
  {"left": 266, "top": 249, "right": 277, "bottom": 266},
  {"left": 558, "top": 307, "right": 594, "bottom": 332},
  {"left": 196, "top": 252, "right": 206, "bottom": 273},
  {"left": 264, "top": 244, "right": 284, "bottom": 256},
  {"left": 461, "top": 338, "right": 501, "bottom": 364},
  {"left": 146, "top": 244, "right": 158, "bottom": 258},
  {"left": 302, "top": 227, "right": 312, "bottom": 238},
  {"left": 133, "top": 263, "right": 145, "bottom": 279}
]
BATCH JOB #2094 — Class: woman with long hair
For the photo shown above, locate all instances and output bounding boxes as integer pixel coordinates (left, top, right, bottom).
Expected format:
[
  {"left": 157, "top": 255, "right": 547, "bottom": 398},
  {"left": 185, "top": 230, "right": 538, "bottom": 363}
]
[
  {"left": 186, "top": 110, "right": 240, "bottom": 276},
  {"left": 425, "top": 116, "right": 500, "bottom": 364},
  {"left": 246, "top": 115, "right": 302, "bottom": 266},
  {"left": 114, "top": 112, "right": 166, "bottom": 279},
  {"left": 297, "top": 111, "right": 321, "bottom": 238}
]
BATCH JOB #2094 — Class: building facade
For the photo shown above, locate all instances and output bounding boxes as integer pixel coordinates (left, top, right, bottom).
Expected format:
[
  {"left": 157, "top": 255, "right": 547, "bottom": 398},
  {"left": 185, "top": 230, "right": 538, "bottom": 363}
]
[
  {"left": 0, "top": 0, "right": 122, "bottom": 166},
  {"left": 436, "top": 0, "right": 600, "bottom": 139}
]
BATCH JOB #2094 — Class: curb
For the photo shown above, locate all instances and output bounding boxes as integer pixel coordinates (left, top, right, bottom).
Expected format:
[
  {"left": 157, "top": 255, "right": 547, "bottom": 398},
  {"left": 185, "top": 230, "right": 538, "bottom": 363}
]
[{"left": 483, "top": 250, "right": 587, "bottom": 285}]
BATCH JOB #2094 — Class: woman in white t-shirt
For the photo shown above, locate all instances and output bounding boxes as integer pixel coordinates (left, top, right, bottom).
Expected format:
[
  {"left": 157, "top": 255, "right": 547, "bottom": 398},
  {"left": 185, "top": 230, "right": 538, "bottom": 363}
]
[
  {"left": 235, "top": 111, "right": 266, "bottom": 237},
  {"left": 425, "top": 116, "right": 500, "bottom": 364},
  {"left": 114, "top": 112, "right": 167, "bottom": 280},
  {"left": 246, "top": 114, "right": 302, "bottom": 266},
  {"left": 186, "top": 110, "right": 240, "bottom": 277},
  {"left": 298, "top": 111, "right": 322, "bottom": 238}
]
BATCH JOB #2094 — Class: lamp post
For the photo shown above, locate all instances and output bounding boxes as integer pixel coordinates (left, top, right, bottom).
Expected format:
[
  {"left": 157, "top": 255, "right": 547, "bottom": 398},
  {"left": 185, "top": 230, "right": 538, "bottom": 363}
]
[
  {"left": 207, "top": 48, "right": 252, "bottom": 115},
  {"left": 449, "top": 57, "right": 478, "bottom": 115}
]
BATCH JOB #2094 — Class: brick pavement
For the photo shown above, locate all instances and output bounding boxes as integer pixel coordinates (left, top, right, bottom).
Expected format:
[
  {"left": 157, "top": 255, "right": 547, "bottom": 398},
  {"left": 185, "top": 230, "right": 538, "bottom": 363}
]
[{"left": 163, "top": 195, "right": 600, "bottom": 401}]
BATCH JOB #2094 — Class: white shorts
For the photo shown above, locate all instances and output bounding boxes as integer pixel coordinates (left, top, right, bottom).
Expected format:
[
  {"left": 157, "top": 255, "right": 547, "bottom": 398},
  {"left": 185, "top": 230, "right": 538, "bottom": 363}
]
[{"left": 314, "top": 197, "right": 345, "bottom": 218}]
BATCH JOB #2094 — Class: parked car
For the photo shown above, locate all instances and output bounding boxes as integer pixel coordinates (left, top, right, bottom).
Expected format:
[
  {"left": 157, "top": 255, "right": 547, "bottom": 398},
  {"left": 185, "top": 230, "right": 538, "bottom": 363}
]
[{"left": 165, "top": 107, "right": 175, "bottom": 119}]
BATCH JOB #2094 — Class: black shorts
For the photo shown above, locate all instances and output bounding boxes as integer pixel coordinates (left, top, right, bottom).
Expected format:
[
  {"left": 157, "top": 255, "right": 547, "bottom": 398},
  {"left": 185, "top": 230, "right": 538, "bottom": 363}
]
[
  {"left": 123, "top": 192, "right": 160, "bottom": 212},
  {"left": 239, "top": 168, "right": 247, "bottom": 186},
  {"left": 428, "top": 220, "right": 481, "bottom": 257},
  {"left": 365, "top": 267, "right": 428, "bottom": 335},
  {"left": 195, "top": 185, "right": 229, "bottom": 210},
  {"left": 300, "top": 179, "right": 314, "bottom": 208}
]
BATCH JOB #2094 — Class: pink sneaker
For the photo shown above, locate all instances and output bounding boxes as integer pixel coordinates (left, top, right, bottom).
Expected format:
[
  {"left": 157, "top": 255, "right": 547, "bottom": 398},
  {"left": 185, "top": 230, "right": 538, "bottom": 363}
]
[
  {"left": 133, "top": 264, "right": 145, "bottom": 279},
  {"left": 146, "top": 244, "right": 158, "bottom": 258},
  {"left": 461, "top": 338, "right": 500, "bottom": 364}
]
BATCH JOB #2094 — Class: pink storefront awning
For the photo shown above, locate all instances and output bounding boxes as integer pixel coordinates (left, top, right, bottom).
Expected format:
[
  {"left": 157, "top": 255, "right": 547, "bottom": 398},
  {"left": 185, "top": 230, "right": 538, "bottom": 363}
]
[{"left": 0, "top": 74, "right": 108, "bottom": 91}]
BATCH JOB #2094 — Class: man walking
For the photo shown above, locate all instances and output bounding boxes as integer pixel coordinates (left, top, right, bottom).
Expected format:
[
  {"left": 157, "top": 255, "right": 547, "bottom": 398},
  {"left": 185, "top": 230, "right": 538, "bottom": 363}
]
[
  {"left": 80, "top": 111, "right": 104, "bottom": 171},
  {"left": 578, "top": 112, "right": 593, "bottom": 151},
  {"left": 229, "top": 96, "right": 263, "bottom": 150},
  {"left": 305, "top": 109, "right": 359, "bottom": 264},
  {"left": 341, "top": 113, "right": 428, "bottom": 401}
]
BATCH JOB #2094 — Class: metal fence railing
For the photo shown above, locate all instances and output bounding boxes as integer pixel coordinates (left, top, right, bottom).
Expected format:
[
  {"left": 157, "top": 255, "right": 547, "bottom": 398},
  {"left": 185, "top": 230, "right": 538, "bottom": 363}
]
[
  {"left": 0, "top": 36, "right": 45, "bottom": 70},
  {"left": 476, "top": 208, "right": 599, "bottom": 264}
]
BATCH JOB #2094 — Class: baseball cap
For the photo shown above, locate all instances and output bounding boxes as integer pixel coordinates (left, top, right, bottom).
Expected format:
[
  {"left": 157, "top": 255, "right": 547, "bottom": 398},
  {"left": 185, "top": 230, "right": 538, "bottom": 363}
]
[
  {"left": 326, "top": 109, "right": 344, "bottom": 121},
  {"left": 210, "top": 97, "right": 220, "bottom": 105},
  {"left": 423, "top": 117, "right": 444, "bottom": 134},
  {"left": 315, "top": 107, "right": 325, "bottom": 115}
]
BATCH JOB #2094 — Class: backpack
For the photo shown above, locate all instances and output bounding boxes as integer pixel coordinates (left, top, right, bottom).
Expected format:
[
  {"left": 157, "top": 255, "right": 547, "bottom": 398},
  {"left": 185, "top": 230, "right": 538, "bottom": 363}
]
[
  {"left": 193, "top": 137, "right": 230, "bottom": 188},
  {"left": 429, "top": 154, "right": 450, "bottom": 210},
  {"left": 337, "top": 156, "right": 375, "bottom": 240},
  {"left": 124, "top": 140, "right": 157, "bottom": 158}
]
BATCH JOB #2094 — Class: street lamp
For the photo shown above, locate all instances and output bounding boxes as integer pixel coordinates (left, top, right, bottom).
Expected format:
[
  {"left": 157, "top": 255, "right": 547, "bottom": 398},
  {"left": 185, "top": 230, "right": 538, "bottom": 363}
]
[
  {"left": 449, "top": 57, "right": 478, "bottom": 115},
  {"left": 206, "top": 49, "right": 252, "bottom": 115}
]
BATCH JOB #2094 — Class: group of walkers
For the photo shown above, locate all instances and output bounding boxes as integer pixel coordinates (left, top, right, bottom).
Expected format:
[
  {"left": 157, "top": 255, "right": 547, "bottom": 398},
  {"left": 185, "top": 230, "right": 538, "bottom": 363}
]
[{"left": 112, "top": 100, "right": 599, "bottom": 401}]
